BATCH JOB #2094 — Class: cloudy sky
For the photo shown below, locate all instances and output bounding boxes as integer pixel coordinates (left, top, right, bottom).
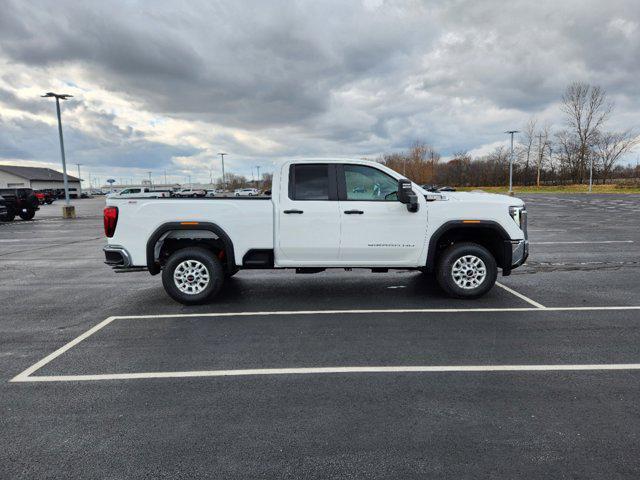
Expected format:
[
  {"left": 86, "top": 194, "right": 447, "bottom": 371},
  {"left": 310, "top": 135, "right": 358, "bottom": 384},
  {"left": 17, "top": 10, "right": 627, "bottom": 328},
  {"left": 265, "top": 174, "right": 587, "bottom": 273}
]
[{"left": 0, "top": 0, "right": 638, "bottom": 186}]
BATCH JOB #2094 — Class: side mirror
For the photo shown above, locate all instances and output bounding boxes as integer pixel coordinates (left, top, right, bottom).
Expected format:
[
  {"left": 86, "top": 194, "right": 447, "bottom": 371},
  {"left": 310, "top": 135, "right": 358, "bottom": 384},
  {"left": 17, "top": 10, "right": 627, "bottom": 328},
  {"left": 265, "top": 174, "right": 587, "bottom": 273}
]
[{"left": 397, "top": 179, "right": 419, "bottom": 212}]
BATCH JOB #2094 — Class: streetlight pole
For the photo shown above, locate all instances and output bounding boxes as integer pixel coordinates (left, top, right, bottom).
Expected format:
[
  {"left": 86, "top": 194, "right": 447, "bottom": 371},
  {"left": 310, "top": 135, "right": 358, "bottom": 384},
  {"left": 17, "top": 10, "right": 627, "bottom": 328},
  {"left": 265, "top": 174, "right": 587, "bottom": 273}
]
[
  {"left": 218, "top": 153, "right": 227, "bottom": 188},
  {"left": 505, "top": 130, "right": 520, "bottom": 195},
  {"left": 42, "top": 92, "right": 73, "bottom": 214},
  {"left": 76, "top": 163, "right": 82, "bottom": 198},
  {"left": 256, "top": 165, "right": 261, "bottom": 187},
  {"left": 147, "top": 171, "right": 152, "bottom": 187}
]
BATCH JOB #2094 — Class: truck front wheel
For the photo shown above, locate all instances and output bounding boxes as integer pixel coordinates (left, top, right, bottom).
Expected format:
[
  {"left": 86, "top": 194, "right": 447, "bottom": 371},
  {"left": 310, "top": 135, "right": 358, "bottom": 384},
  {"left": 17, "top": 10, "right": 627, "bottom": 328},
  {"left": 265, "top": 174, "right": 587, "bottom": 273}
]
[
  {"left": 436, "top": 242, "right": 497, "bottom": 299},
  {"left": 19, "top": 209, "right": 36, "bottom": 220},
  {"left": 162, "top": 247, "right": 224, "bottom": 305}
]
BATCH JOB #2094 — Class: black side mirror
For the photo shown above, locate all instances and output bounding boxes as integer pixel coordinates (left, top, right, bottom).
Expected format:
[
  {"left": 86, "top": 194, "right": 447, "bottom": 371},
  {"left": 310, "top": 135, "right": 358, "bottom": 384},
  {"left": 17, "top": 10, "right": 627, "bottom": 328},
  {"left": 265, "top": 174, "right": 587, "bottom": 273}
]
[{"left": 397, "top": 179, "right": 419, "bottom": 212}]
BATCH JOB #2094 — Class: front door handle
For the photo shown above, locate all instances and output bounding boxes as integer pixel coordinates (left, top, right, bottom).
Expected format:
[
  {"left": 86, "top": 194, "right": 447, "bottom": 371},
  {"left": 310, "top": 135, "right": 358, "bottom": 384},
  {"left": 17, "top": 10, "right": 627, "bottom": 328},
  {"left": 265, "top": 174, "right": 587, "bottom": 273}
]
[
  {"left": 344, "top": 209, "right": 364, "bottom": 214},
  {"left": 283, "top": 209, "right": 304, "bottom": 214}
]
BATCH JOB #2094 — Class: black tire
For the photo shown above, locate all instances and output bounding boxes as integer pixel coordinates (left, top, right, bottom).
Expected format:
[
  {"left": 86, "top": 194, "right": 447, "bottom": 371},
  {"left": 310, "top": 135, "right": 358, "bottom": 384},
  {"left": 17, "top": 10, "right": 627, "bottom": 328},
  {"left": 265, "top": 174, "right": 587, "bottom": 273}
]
[
  {"left": 1, "top": 210, "right": 16, "bottom": 222},
  {"left": 436, "top": 242, "right": 497, "bottom": 299},
  {"left": 19, "top": 209, "right": 36, "bottom": 220},
  {"left": 162, "top": 247, "right": 224, "bottom": 305}
]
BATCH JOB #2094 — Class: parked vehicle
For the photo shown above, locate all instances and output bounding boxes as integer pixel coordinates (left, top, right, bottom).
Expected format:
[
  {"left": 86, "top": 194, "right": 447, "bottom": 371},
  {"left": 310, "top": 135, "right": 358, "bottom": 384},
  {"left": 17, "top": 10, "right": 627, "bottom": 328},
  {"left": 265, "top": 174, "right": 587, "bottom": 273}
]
[
  {"left": 107, "top": 187, "right": 171, "bottom": 199},
  {"left": 35, "top": 190, "right": 55, "bottom": 205},
  {"left": 234, "top": 188, "right": 260, "bottom": 196},
  {"left": 104, "top": 159, "right": 528, "bottom": 304},
  {"left": 0, "top": 195, "right": 7, "bottom": 220},
  {"left": 175, "top": 189, "right": 206, "bottom": 198},
  {"left": 205, "top": 190, "right": 217, "bottom": 197},
  {"left": 0, "top": 188, "right": 39, "bottom": 221}
]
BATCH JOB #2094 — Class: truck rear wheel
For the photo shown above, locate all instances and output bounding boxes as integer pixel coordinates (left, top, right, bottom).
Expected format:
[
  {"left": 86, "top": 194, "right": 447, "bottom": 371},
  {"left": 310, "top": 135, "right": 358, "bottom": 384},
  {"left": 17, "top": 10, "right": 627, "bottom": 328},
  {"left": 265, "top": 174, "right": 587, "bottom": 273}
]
[
  {"left": 162, "top": 247, "right": 224, "bottom": 305},
  {"left": 436, "top": 242, "right": 497, "bottom": 299}
]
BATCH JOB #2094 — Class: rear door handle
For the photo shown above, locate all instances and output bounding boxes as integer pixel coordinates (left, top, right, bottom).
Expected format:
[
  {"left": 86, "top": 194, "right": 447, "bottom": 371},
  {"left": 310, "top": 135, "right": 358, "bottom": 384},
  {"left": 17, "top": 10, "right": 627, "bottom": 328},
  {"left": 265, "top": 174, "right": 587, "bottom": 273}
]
[
  {"left": 283, "top": 209, "right": 304, "bottom": 214},
  {"left": 344, "top": 209, "right": 364, "bottom": 214}
]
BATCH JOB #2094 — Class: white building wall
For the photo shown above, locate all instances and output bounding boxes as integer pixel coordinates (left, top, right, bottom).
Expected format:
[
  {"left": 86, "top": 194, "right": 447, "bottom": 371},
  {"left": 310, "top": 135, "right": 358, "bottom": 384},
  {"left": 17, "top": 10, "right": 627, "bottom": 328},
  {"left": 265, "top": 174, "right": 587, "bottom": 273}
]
[
  {"left": 31, "top": 180, "right": 81, "bottom": 191},
  {"left": 0, "top": 172, "right": 29, "bottom": 188}
]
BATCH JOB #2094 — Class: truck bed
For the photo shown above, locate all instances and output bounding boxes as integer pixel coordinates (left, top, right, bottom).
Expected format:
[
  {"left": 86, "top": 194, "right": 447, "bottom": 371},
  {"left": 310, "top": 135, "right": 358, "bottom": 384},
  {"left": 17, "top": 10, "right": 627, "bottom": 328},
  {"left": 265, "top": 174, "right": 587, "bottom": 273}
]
[{"left": 107, "top": 197, "right": 274, "bottom": 267}]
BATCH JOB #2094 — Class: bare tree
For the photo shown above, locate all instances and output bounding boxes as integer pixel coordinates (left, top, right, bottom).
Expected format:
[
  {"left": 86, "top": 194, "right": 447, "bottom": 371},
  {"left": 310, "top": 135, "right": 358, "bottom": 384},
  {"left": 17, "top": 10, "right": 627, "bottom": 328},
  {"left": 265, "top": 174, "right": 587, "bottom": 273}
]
[
  {"left": 260, "top": 172, "right": 273, "bottom": 191},
  {"left": 560, "top": 82, "right": 612, "bottom": 183},
  {"left": 520, "top": 118, "right": 537, "bottom": 185},
  {"left": 379, "top": 141, "right": 440, "bottom": 184},
  {"left": 535, "top": 124, "right": 551, "bottom": 187},
  {"left": 594, "top": 131, "right": 639, "bottom": 184}
]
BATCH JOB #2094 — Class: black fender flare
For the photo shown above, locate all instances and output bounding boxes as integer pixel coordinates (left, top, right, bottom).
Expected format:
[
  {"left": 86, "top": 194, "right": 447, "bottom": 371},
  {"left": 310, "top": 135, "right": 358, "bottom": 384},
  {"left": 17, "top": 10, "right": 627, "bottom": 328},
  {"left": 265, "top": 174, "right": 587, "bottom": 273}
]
[
  {"left": 425, "top": 220, "right": 512, "bottom": 272},
  {"left": 146, "top": 222, "right": 236, "bottom": 275}
]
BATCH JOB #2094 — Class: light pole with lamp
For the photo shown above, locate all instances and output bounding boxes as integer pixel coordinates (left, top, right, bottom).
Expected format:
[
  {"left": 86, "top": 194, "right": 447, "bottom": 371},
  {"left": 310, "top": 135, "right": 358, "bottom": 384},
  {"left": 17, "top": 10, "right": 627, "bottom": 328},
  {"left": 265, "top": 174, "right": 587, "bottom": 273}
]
[
  {"left": 218, "top": 152, "right": 227, "bottom": 189},
  {"left": 505, "top": 130, "right": 520, "bottom": 195},
  {"left": 42, "top": 92, "right": 75, "bottom": 217}
]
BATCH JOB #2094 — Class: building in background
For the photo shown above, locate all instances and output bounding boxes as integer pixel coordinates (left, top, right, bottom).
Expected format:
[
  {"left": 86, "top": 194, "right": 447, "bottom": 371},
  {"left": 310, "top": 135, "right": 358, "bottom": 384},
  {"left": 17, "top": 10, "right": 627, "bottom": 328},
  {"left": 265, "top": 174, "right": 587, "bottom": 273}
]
[{"left": 0, "top": 165, "right": 82, "bottom": 196}]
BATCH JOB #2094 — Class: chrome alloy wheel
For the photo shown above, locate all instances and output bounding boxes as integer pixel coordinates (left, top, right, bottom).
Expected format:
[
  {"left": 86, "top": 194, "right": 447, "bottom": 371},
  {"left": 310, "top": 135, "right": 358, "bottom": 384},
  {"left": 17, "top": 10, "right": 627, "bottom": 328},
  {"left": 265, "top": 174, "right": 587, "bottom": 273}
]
[
  {"left": 451, "top": 255, "right": 487, "bottom": 289},
  {"left": 173, "top": 260, "right": 210, "bottom": 294}
]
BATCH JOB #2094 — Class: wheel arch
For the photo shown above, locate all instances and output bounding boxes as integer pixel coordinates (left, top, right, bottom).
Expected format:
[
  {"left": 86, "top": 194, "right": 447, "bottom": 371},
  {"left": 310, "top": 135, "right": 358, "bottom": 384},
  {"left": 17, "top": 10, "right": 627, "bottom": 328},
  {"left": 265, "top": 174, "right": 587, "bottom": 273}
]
[
  {"left": 146, "top": 222, "right": 236, "bottom": 275},
  {"left": 426, "top": 220, "right": 512, "bottom": 272}
]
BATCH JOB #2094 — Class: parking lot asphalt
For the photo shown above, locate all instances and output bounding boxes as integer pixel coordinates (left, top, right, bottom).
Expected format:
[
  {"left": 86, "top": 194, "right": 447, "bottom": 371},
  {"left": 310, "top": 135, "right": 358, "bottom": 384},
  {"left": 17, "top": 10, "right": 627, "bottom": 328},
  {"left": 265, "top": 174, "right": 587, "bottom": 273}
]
[{"left": 2, "top": 194, "right": 640, "bottom": 478}]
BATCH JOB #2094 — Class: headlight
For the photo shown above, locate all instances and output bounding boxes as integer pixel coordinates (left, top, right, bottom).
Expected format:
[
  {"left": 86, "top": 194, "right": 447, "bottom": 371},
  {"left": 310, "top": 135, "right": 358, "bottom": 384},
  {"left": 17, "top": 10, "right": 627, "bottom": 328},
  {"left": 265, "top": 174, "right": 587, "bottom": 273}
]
[{"left": 509, "top": 205, "right": 526, "bottom": 229}]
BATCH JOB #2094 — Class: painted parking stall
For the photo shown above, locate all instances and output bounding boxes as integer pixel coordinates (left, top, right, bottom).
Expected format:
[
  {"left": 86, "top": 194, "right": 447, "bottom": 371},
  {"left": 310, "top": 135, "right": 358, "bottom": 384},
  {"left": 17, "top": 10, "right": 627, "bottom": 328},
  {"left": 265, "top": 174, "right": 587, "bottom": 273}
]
[{"left": 4, "top": 194, "right": 640, "bottom": 479}]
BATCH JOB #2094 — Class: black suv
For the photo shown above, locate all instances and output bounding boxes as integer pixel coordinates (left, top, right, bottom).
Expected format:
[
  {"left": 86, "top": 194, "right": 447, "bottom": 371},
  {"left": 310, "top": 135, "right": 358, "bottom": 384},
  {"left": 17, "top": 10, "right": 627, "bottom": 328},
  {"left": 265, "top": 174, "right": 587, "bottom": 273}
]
[{"left": 0, "top": 188, "right": 39, "bottom": 221}]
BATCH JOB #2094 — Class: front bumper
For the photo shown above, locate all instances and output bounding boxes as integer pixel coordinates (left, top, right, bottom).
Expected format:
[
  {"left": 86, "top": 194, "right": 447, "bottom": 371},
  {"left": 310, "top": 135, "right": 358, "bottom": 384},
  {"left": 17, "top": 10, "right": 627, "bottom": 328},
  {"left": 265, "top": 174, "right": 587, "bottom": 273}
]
[
  {"left": 501, "top": 238, "right": 529, "bottom": 276},
  {"left": 510, "top": 239, "right": 529, "bottom": 268}
]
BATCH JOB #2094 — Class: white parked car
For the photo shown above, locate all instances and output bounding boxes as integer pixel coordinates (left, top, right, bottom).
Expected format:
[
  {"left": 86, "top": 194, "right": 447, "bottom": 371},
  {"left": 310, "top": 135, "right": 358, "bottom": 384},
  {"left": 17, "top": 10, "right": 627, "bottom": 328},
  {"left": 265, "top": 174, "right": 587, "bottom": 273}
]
[
  {"left": 175, "top": 189, "right": 206, "bottom": 198},
  {"left": 103, "top": 158, "right": 528, "bottom": 304},
  {"left": 106, "top": 187, "right": 170, "bottom": 198},
  {"left": 234, "top": 188, "right": 260, "bottom": 196}
]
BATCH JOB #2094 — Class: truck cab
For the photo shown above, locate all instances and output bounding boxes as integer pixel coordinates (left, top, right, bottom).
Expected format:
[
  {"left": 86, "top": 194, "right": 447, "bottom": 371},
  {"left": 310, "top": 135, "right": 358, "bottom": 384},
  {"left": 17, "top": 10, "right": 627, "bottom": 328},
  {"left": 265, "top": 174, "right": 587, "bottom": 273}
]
[{"left": 104, "top": 159, "right": 528, "bottom": 304}]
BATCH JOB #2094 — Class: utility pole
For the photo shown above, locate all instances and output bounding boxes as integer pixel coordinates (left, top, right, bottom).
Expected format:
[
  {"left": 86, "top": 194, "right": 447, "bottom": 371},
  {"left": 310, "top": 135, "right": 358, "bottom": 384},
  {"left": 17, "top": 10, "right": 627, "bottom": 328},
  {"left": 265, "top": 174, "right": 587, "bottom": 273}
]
[
  {"left": 76, "top": 163, "right": 83, "bottom": 199},
  {"left": 218, "top": 153, "right": 227, "bottom": 188},
  {"left": 588, "top": 154, "right": 594, "bottom": 193},
  {"left": 147, "top": 171, "right": 152, "bottom": 187},
  {"left": 505, "top": 130, "right": 520, "bottom": 195},
  {"left": 256, "top": 165, "right": 261, "bottom": 187},
  {"left": 42, "top": 92, "right": 74, "bottom": 216}
]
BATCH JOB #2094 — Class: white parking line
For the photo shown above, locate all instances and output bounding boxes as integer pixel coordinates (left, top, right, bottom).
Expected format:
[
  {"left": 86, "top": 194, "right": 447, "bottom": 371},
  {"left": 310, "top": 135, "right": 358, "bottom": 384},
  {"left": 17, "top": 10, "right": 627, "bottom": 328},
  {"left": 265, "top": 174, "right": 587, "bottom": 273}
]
[
  {"left": 10, "top": 306, "right": 640, "bottom": 383},
  {"left": 11, "top": 316, "right": 117, "bottom": 382},
  {"left": 13, "top": 363, "right": 640, "bottom": 383},
  {"left": 114, "top": 305, "right": 640, "bottom": 320},
  {"left": 495, "top": 282, "right": 546, "bottom": 309}
]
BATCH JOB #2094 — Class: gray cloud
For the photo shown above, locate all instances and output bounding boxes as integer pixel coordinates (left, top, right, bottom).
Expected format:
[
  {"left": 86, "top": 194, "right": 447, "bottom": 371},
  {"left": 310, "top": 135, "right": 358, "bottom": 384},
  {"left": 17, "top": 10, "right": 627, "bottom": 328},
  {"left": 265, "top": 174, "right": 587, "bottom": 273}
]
[{"left": 0, "top": 0, "right": 638, "bottom": 179}]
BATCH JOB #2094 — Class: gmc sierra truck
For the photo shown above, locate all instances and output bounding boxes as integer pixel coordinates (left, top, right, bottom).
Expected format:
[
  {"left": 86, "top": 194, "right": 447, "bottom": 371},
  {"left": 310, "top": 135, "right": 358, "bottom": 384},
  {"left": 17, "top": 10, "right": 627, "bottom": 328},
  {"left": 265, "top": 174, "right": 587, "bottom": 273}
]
[{"left": 103, "top": 159, "right": 528, "bottom": 304}]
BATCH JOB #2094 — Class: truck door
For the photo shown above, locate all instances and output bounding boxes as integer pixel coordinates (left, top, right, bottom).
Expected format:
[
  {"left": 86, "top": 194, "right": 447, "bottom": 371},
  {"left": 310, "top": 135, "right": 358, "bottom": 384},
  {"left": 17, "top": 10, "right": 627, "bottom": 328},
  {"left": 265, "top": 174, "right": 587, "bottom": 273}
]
[
  {"left": 337, "top": 164, "right": 427, "bottom": 266},
  {"left": 276, "top": 163, "right": 341, "bottom": 265}
]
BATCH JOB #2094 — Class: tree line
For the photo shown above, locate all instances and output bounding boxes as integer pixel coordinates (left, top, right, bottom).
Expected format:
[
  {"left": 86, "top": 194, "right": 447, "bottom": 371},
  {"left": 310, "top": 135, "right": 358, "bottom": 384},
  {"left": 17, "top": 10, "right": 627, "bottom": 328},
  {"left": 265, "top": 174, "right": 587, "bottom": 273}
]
[{"left": 379, "top": 82, "right": 639, "bottom": 187}]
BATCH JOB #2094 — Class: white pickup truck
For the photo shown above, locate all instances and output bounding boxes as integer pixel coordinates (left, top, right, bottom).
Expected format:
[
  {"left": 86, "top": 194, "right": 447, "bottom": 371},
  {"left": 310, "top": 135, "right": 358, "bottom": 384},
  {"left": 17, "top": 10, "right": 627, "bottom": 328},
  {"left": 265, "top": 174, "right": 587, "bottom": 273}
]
[
  {"left": 103, "top": 159, "right": 528, "bottom": 304},
  {"left": 107, "top": 187, "right": 171, "bottom": 199}
]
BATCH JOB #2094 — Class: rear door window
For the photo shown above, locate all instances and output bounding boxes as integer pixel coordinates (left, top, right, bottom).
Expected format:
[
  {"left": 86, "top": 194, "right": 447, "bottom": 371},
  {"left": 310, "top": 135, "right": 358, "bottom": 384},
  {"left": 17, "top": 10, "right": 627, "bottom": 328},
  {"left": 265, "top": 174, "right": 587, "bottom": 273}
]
[{"left": 289, "top": 164, "right": 332, "bottom": 200}]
